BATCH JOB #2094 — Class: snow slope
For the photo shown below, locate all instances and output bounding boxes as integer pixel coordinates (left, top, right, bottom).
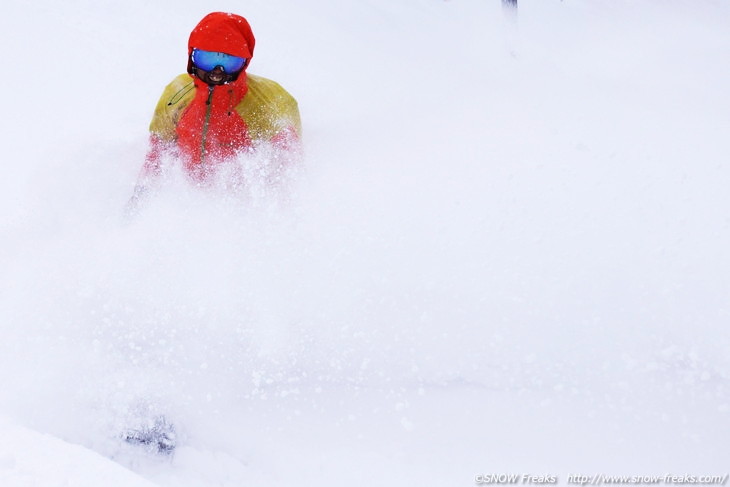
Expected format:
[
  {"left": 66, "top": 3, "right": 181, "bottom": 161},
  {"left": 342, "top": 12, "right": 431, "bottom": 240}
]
[
  {"left": 1, "top": 0, "right": 729, "bottom": 485},
  {"left": 0, "top": 416, "right": 157, "bottom": 487}
]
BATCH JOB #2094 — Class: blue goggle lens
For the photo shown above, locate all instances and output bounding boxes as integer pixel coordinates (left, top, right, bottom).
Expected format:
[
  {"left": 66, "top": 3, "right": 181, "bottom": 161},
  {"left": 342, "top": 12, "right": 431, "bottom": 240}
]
[{"left": 191, "top": 49, "right": 246, "bottom": 73}]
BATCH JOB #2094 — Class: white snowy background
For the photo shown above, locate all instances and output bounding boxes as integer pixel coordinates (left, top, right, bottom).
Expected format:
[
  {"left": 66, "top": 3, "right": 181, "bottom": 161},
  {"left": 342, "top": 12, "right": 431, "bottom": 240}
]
[{"left": 1, "top": 0, "right": 729, "bottom": 485}]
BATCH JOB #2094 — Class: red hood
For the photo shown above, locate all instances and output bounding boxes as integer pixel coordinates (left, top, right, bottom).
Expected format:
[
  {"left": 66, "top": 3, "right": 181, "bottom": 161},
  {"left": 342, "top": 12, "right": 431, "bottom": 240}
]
[{"left": 187, "top": 12, "right": 255, "bottom": 72}]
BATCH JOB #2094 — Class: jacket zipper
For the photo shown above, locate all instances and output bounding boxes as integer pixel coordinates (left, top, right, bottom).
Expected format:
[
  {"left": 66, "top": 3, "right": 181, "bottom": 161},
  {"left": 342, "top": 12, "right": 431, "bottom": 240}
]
[{"left": 200, "top": 85, "right": 215, "bottom": 164}]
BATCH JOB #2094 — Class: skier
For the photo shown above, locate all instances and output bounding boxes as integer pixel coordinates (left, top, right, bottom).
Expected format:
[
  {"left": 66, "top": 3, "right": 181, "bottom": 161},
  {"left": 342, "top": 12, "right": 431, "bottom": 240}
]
[
  {"left": 127, "top": 12, "right": 302, "bottom": 213},
  {"left": 122, "top": 12, "right": 300, "bottom": 452}
]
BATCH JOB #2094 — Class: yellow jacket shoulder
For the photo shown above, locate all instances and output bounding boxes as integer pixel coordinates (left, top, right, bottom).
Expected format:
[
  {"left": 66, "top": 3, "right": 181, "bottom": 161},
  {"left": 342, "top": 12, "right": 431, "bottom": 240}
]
[
  {"left": 237, "top": 74, "right": 302, "bottom": 141},
  {"left": 148, "top": 73, "right": 196, "bottom": 141}
]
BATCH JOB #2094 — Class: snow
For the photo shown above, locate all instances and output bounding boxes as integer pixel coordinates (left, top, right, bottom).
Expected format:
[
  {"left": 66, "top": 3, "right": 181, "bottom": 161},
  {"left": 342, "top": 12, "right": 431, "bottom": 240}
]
[
  {"left": 1, "top": 0, "right": 729, "bottom": 485},
  {"left": 0, "top": 416, "right": 157, "bottom": 487}
]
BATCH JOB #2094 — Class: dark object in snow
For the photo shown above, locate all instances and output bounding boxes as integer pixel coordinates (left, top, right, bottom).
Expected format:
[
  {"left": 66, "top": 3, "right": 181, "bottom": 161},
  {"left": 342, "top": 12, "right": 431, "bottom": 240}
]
[
  {"left": 502, "top": 0, "right": 517, "bottom": 8},
  {"left": 123, "top": 416, "right": 176, "bottom": 455}
]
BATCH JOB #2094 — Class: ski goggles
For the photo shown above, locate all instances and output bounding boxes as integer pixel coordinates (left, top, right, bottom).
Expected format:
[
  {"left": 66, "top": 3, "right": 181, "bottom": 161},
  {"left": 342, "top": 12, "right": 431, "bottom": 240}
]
[{"left": 191, "top": 48, "right": 247, "bottom": 73}]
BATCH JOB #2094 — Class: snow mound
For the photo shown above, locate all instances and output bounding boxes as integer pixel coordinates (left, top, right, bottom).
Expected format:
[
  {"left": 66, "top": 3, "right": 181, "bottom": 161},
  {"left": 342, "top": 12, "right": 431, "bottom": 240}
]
[{"left": 0, "top": 416, "right": 159, "bottom": 487}]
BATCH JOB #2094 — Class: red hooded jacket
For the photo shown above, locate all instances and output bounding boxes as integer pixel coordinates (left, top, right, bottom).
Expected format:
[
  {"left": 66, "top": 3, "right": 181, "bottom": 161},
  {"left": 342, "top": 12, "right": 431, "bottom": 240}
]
[{"left": 140, "top": 12, "right": 300, "bottom": 184}]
